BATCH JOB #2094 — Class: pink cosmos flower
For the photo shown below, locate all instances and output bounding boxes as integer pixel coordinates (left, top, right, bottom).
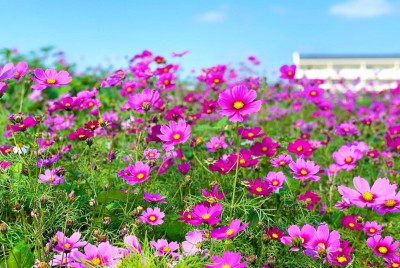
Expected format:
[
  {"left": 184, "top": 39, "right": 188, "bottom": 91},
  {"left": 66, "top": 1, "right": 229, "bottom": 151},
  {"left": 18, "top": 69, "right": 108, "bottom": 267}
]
[
  {"left": 150, "top": 239, "right": 179, "bottom": 258},
  {"left": 54, "top": 231, "right": 87, "bottom": 253},
  {"left": 205, "top": 251, "right": 246, "bottom": 268},
  {"left": 280, "top": 64, "right": 296, "bottom": 79},
  {"left": 238, "top": 126, "right": 266, "bottom": 140},
  {"left": 330, "top": 240, "right": 353, "bottom": 266},
  {"left": 124, "top": 235, "right": 142, "bottom": 255},
  {"left": 218, "top": 85, "right": 262, "bottom": 122},
  {"left": 270, "top": 154, "right": 292, "bottom": 167},
  {"left": 202, "top": 185, "right": 225, "bottom": 202},
  {"left": 117, "top": 161, "right": 152, "bottom": 185},
  {"left": 210, "top": 219, "right": 249, "bottom": 240},
  {"left": 287, "top": 139, "right": 312, "bottom": 157},
  {"left": 0, "top": 63, "right": 17, "bottom": 81},
  {"left": 30, "top": 68, "right": 72, "bottom": 90},
  {"left": 13, "top": 61, "right": 28, "bottom": 83},
  {"left": 366, "top": 235, "right": 399, "bottom": 259},
  {"left": 139, "top": 207, "right": 165, "bottom": 225},
  {"left": 336, "top": 122, "right": 360, "bottom": 136},
  {"left": 182, "top": 230, "right": 205, "bottom": 256},
  {"left": 304, "top": 225, "right": 341, "bottom": 261},
  {"left": 0, "top": 161, "right": 11, "bottom": 171},
  {"left": 281, "top": 224, "right": 316, "bottom": 251},
  {"left": 68, "top": 128, "right": 94, "bottom": 141},
  {"left": 289, "top": 158, "right": 320, "bottom": 181},
  {"left": 247, "top": 177, "right": 272, "bottom": 197},
  {"left": 144, "top": 192, "right": 167, "bottom": 204},
  {"left": 264, "top": 171, "right": 286, "bottom": 191},
  {"left": 38, "top": 169, "right": 64, "bottom": 185},
  {"left": 297, "top": 190, "right": 321, "bottom": 210},
  {"left": 250, "top": 137, "right": 279, "bottom": 157},
  {"left": 205, "top": 135, "right": 228, "bottom": 152},
  {"left": 266, "top": 226, "right": 286, "bottom": 241},
  {"left": 72, "top": 242, "right": 120, "bottom": 267},
  {"left": 363, "top": 221, "right": 383, "bottom": 236},
  {"left": 188, "top": 203, "right": 222, "bottom": 226},
  {"left": 338, "top": 176, "right": 397, "bottom": 208},
  {"left": 0, "top": 81, "right": 7, "bottom": 96},
  {"left": 143, "top": 148, "right": 160, "bottom": 160},
  {"left": 128, "top": 88, "right": 160, "bottom": 113},
  {"left": 374, "top": 191, "right": 400, "bottom": 215},
  {"left": 332, "top": 145, "right": 363, "bottom": 171},
  {"left": 159, "top": 119, "right": 191, "bottom": 150},
  {"left": 341, "top": 215, "right": 362, "bottom": 231},
  {"left": 304, "top": 85, "right": 324, "bottom": 101},
  {"left": 7, "top": 117, "right": 38, "bottom": 133}
]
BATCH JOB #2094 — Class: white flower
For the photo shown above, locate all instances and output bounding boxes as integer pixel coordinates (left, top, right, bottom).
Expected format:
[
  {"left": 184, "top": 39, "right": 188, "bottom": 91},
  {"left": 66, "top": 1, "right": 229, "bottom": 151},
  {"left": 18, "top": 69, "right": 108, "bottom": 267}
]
[{"left": 13, "top": 143, "right": 29, "bottom": 154}]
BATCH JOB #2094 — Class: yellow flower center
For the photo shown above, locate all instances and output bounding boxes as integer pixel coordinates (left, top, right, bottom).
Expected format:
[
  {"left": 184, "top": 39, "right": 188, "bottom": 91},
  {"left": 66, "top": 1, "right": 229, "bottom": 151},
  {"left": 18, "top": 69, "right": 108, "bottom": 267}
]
[
  {"left": 14, "top": 72, "right": 20, "bottom": 77},
  {"left": 385, "top": 199, "right": 397, "bottom": 207},
  {"left": 378, "top": 246, "right": 388, "bottom": 254},
  {"left": 149, "top": 216, "right": 156, "bottom": 221},
  {"left": 91, "top": 257, "right": 101, "bottom": 265},
  {"left": 349, "top": 223, "right": 355, "bottom": 228},
  {"left": 310, "top": 91, "right": 317, "bottom": 96},
  {"left": 272, "top": 180, "right": 278, "bottom": 186},
  {"left": 256, "top": 187, "right": 263, "bottom": 192},
  {"left": 196, "top": 242, "right": 201, "bottom": 248},
  {"left": 233, "top": 101, "right": 244, "bottom": 110},
  {"left": 202, "top": 214, "right": 210, "bottom": 220},
  {"left": 296, "top": 146, "right": 302, "bottom": 151},
  {"left": 19, "top": 124, "right": 24, "bottom": 128},
  {"left": 279, "top": 160, "right": 285, "bottom": 165},
  {"left": 369, "top": 228, "right": 375, "bottom": 233},
  {"left": 78, "top": 134, "right": 85, "bottom": 138},
  {"left": 163, "top": 79, "right": 170, "bottom": 85},
  {"left": 239, "top": 159, "right": 245, "bottom": 164},
  {"left": 222, "top": 265, "right": 231, "bottom": 268},
  {"left": 337, "top": 256, "right": 347, "bottom": 263},
  {"left": 344, "top": 128, "right": 349, "bottom": 131},
  {"left": 300, "top": 169, "right": 308, "bottom": 175},
  {"left": 226, "top": 229, "right": 234, "bottom": 235},
  {"left": 149, "top": 153, "right": 155, "bottom": 157},
  {"left": 137, "top": 173, "right": 144, "bottom": 179},
  {"left": 288, "top": 71, "right": 293, "bottom": 76},
  {"left": 345, "top": 157, "right": 353, "bottom": 163},
  {"left": 248, "top": 132, "right": 254, "bottom": 137},
  {"left": 262, "top": 147, "right": 268, "bottom": 152},
  {"left": 272, "top": 233, "right": 278, "bottom": 239},
  {"left": 173, "top": 134, "right": 181, "bottom": 140},
  {"left": 64, "top": 243, "right": 71, "bottom": 249},
  {"left": 362, "top": 192, "right": 374, "bottom": 201},
  {"left": 46, "top": 78, "right": 56, "bottom": 84},
  {"left": 214, "top": 78, "right": 220, "bottom": 84},
  {"left": 214, "top": 143, "right": 219, "bottom": 148},
  {"left": 126, "top": 87, "right": 132, "bottom": 92},
  {"left": 65, "top": 103, "right": 71, "bottom": 107},
  {"left": 162, "top": 247, "right": 169, "bottom": 252},
  {"left": 49, "top": 177, "right": 55, "bottom": 182},
  {"left": 393, "top": 263, "right": 399, "bottom": 268}
]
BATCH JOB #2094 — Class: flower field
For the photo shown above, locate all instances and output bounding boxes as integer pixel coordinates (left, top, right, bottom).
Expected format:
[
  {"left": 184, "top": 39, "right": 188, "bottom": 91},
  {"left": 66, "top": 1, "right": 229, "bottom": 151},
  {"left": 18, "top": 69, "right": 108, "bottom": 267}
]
[{"left": 1, "top": 48, "right": 400, "bottom": 267}]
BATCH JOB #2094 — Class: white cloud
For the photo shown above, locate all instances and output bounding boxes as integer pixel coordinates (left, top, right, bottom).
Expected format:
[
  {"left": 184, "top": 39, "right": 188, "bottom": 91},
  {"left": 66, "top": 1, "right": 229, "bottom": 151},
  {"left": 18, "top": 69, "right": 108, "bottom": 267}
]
[
  {"left": 330, "top": 0, "right": 394, "bottom": 18},
  {"left": 193, "top": 5, "right": 229, "bottom": 23}
]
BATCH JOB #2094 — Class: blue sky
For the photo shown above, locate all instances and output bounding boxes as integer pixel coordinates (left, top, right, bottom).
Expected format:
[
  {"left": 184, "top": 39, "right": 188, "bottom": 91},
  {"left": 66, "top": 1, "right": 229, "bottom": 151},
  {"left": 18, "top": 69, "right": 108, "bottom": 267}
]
[{"left": 1, "top": 0, "right": 400, "bottom": 77}]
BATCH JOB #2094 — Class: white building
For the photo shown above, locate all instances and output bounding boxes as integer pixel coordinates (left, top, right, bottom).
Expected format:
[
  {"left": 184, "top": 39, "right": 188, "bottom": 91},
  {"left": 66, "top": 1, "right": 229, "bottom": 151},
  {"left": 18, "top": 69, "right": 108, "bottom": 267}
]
[{"left": 293, "top": 52, "right": 400, "bottom": 91}]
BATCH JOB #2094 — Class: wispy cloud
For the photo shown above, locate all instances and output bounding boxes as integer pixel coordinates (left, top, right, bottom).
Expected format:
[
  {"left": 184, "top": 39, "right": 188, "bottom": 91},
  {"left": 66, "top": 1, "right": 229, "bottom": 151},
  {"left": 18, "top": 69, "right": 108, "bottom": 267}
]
[
  {"left": 193, "top": 5, "right": 229, "bottom": 23},
  {"left": 330, "top": 0, "right": 394, "bottom": 18}
]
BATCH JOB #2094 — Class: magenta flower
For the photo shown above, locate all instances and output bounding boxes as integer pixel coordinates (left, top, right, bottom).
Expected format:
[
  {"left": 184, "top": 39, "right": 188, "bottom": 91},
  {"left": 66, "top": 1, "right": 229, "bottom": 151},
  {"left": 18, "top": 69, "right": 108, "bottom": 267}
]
[
  {"left": 280, "top": 64, "right": 296, "bottom": 79},
  {"left": 289, "top": 158, "right": 320, "bottom": 181},
  {"left": 367, "top": 235, "right": 399, "bottom": 259},
  {"left": 363, "top": 221, "right": 383, "bottom": 236},
  {"left": 144, "top": 192, "right": 167, "bottom": 204},
  {"left": 374, "top": 191, "right": 400, "bottom": 215},
  {"left": 205, "top": 135, "right": 228, "bottom": 152},
  {"left": 54, "top": 231, "right": 86, "bottom": 253},
  {"left": 124, "top": 235, "right": 142, "bottom": 255},
  {"left": 202, "top": 185, "right": 225, "bottom": 202},
  {"left": 304, "top": 225, "right": 341, "bottom": 260},
  {"left": 143, "top": 148, "right": 160, "bottom": 159},
  {"left": 330, "top": 240, "right": 354, "bottom": 266},
  {"left": 304, "top": 85, "right": 324, "bottom": 101},
  {"left": 139, "top": 207, "right": 165, "bottom": 225},
  {"left": 247, "top": 177, "right": 272, "bottom": 197},
  {"left": 297, "top": 190, "right": 321, "bottom": 210},
  {"left": 0, "top": 81, "right": 7, "bottom": 96},
  {"left": 182, "top": 230, "right": 205, "bottom": 256},
  {"left": 281, "top": 224, "right": 316, "bottom": 251},
  {"left": 287, "top": 139, "right": 312, "bottom": 157},
  {"left": 0, "top": 63, "right": 17, "bottom": 81},
  {"left": 250, "top": 137, "right": 279, "bottom": 157},
  {"left": 264, "top": 171, "right": 286, "bottom": 191},
  {"left": 338, "top": 177, "right": 396, "bottom": 208},
  {"left": 218, "top": 85, "right": 262, "bottom": 122},
  {"left": 270, "top": 154, "right": 292, "bottom": 167},
  {"left": 336, "top": 122, "right": 360, "bottom": 136},
  {"left": 128, "top": 88, "right": 160, "bottom": 113},
  {"left": 238, "top": 126, "right": 266, "bottom": 140},
  {"left": 150, "top": 239, "right": 179, "bottom": 258},
  {"left": 210, "top": 219, "right": 249, "bottom": 240},
  {"left": 13, "top": 61, "right": 28, "bottom": 83},
  {"left": 38, "top": 169, "right": 64, "bottom": 185},
  {"left": 188, "top": 203, "right": 222, "bottom": 226},
  {"left": 72, "top": 242, "right": 120, "bottom": 267},
  {"left": 266, "top": 226, "right": 286, "bottom": 241},
  {"left": 332, "top": 145, "right": 363, "bottom": 171},
  {"left": 159, "top": 119, "right": 191, "bottom": 150},
  {"left": 68, "top": 128, "right": 94, "bottom": 141},
  {"left": 0, "top": 161, "right": 11, "bottom": 171},
  {"left": 30, "top": 68, "right": 72, "bottom": 90},
  {"left": 177, "top": 162, "right": 191, "bottom": 174},
  {"left": 341, "top": 215, "right": 362, "bottom": 231},
  {"left": 205, "top": 251, "right": 246, "bottom": 268},
  {"left": 7, "top": 117, "right": 38, "bottom": 133},
  {"left": 117, "top": 161, "right": 152, "bottom": 185}
]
